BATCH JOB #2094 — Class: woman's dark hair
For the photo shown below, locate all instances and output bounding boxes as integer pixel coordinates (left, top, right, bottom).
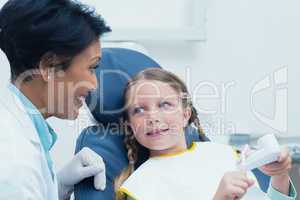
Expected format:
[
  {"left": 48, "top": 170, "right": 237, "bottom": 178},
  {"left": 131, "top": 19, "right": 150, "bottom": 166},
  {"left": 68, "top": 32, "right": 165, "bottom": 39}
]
[{"left": 0, "top": 0, "right": 111, "bottom": 81}]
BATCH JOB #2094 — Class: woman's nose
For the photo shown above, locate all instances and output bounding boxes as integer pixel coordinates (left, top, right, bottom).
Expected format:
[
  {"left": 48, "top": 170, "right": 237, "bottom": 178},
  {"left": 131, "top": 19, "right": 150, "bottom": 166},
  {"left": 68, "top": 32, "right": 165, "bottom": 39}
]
[{"left": 90, "top": 74, "right": 98, "bottom": 91}]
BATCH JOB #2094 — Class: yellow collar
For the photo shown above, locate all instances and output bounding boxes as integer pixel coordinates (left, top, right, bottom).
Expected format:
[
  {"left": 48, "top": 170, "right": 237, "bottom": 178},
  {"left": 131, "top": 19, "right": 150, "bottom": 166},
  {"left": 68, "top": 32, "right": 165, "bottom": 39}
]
[{"left": 150, "top": 142, "right": 197, "bottom": 158}]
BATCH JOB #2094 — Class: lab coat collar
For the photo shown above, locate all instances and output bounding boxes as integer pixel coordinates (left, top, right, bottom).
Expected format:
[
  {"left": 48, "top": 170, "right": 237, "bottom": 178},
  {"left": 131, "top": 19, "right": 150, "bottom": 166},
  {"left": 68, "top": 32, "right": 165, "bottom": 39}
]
[
  {"left": 6, "top": 83, "right": 57, "bottom": 149},
  {"left": 0, "top": 84, "right": 40, "bottom": 144}
]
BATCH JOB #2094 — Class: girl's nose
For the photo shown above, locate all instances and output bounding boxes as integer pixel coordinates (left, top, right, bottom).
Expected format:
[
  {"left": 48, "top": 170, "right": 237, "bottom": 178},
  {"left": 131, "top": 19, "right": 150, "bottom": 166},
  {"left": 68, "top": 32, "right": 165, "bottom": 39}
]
[
  {"left": 147, "top": 110, "right": 161, "bottom": 124},
  {"left": 148, "top": 118, "right": 160, "bottom": 125}
]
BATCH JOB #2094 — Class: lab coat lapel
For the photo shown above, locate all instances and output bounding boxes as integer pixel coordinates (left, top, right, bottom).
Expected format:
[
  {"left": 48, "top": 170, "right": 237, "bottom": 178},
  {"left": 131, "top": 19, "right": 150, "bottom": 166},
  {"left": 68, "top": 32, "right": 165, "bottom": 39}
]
[{"left": 0, "top": 85, "right": 41, "bottom": 144}]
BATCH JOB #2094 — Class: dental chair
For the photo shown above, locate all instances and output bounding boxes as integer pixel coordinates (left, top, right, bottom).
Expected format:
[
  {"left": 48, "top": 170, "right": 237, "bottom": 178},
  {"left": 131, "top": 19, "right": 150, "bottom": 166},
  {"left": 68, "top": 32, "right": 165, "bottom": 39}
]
[
  {"left": 73, "top": 47, "right": 268, "bottom": 200},
  {"left": 73, "top": 47, "right": 209, "bottom": 200}
]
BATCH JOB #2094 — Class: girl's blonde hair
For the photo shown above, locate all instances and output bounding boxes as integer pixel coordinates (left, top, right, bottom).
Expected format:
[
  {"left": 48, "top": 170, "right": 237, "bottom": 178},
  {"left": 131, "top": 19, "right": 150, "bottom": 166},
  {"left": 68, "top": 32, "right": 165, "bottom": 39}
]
[{"left": 115, "top": 68, "right": 205, "bottom": 200}]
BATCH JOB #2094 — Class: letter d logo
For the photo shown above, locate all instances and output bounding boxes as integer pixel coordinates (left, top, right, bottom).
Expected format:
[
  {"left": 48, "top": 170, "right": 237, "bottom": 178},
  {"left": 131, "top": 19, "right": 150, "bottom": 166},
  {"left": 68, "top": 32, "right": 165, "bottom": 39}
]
[{"left": 251, "top": 67, "right": 288, "bottom": 133}]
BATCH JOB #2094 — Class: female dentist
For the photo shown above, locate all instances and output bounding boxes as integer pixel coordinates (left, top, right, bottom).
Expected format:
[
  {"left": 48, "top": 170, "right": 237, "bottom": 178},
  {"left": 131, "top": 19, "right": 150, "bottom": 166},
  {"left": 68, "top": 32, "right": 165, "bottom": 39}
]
[{"left": 0, "top": 0, "right": 111, "bottom": 199}]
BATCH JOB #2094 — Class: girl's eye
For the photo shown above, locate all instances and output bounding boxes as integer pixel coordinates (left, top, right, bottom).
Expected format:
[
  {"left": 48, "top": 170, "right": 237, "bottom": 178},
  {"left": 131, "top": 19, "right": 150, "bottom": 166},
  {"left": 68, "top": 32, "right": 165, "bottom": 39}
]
[
  {"left": 132, "top": 107, "right": 145, "bottom": 115},
  {"left": 159, "top": 101, "right": 172, "bottom": 109}
]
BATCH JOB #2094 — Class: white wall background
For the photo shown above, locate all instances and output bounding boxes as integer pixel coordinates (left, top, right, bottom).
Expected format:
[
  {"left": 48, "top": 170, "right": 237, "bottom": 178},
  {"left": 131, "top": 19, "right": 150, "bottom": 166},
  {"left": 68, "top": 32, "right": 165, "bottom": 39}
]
[{"left": 0, "top": 0, "right": 299, "bottom": 169}]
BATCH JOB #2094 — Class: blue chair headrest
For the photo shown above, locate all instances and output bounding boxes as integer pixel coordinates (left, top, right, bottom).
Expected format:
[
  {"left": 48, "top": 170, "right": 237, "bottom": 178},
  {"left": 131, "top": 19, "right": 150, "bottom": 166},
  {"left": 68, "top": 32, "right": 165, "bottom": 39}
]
[{"left": 86, "top": 48, "right": 161, "bottom": 125}]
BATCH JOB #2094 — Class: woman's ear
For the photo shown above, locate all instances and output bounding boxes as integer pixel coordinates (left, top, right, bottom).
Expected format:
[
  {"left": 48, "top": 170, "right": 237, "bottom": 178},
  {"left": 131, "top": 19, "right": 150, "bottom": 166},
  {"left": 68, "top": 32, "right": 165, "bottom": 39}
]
[
  {"left": 39, "top": 67, "right": 50, "bottom": 82},
  {"left": 39, "top": 54, "right": 52, "bottom": 82},
  {"left": 183, "top": 106, "right": 192, "bottom": 127},
  {"left": 39, "top": 52, "right": 58, "bottom": 82}
]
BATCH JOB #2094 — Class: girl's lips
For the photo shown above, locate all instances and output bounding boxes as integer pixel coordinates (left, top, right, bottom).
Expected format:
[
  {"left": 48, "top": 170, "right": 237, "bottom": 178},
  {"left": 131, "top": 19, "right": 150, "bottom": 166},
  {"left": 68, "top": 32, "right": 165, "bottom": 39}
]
[{"left": 146, "top": 128, "right": 169, "bottom": 137}]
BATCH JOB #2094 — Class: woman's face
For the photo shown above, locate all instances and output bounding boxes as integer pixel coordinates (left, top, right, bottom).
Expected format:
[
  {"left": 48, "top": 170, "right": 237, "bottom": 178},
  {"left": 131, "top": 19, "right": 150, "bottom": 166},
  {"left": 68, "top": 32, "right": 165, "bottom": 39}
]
[
  {"left": 126, "top": 80, "right": 191, "bottom": 154},
  {"left": 48, "top": 40, "right": 101, "bottom": 119}
]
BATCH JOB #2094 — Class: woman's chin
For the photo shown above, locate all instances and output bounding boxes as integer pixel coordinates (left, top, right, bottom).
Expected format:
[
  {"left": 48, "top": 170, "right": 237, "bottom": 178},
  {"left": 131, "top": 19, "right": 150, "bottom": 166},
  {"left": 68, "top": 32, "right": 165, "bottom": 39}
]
[
  {"left": 54, "top": 108, "right": 79, "bottom": 120},
  {"left": 69, "top": 109, "right": 80, "bottom": 119}
]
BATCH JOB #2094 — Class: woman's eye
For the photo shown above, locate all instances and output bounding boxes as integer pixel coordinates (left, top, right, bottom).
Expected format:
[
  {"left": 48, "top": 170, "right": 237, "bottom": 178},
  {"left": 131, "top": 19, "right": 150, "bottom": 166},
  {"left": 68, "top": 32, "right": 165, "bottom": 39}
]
[
  {"left": 89, "top": 67, "right": 96, "bottom": 74},
  {"left": 132, "top": 107, "right": 145, "bottom": 114},
  {"left": 89, "top": 62, "right": 99, "bottom": 74}
]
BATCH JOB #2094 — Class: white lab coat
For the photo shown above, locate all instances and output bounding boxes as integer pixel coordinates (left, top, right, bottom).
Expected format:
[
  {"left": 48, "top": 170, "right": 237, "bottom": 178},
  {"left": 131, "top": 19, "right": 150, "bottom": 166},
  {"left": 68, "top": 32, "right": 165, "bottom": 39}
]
[{"left": 0, "top": 85, "right": 58, "bottom": 200}]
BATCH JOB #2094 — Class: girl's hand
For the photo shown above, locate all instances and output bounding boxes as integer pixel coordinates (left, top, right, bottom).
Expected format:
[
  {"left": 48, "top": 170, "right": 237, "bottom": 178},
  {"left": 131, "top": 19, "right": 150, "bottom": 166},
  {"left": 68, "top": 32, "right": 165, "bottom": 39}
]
[
  {"left": 259, "top": 146, "right": 292, "bottom": 177},
  {"left": 213, "top": 171, "right": 255, "bottom": 200},
  {"left": 259, "top": 146, "right": 292, "bottom": 195}
]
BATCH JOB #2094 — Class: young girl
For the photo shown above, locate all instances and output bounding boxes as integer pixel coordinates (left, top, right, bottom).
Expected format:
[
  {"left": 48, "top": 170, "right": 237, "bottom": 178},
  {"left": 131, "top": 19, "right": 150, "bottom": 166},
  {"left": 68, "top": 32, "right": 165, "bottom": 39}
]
[{"left": 115, "top": 68, "right": 296, "bottom": 200}]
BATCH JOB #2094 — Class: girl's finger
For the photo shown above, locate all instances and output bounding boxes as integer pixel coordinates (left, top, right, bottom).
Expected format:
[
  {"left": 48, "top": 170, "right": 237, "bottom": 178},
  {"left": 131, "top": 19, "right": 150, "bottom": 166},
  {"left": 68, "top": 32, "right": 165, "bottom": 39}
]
[
  {"left": 264, "top": 162, "right": 283, "bottom": 168},
  {"left": 243, "top": 144, "right": 252, "bottom": 157},
  {"left": 263, "top": 156, "right": 291, "bottom": 170},
  {"left": 232, "top": 170, "right": 248, "bottom": 181},
  {"left": 261, "top": 162, "right": 291, "bottom": 176},
  {"left": 247, "top": 178, "right": 255, "bottom": 187},
  {"left": 278, "top": 147, "right": 290, "bottom": 162},
  {"left": 236, "top": 171, "right": 255, "bottom": 186},
  {"left": 231, "top": 186, "right": 247, "bottom": 199},
  {"left": 262, "top": 157, "right": 291, "bottom": 172},
  {"left": 232, "top": 180, "right": 250, "bottom": 191}
]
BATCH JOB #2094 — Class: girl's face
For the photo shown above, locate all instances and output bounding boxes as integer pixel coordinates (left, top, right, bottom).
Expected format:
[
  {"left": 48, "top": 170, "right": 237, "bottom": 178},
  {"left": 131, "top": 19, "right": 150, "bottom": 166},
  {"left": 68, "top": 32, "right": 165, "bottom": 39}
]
[
  {"left": 47, "top": 40, "right": 100, "bottom": 119},
  {"left": 127, "top": 80, "right": 191, "bottom": 155}
]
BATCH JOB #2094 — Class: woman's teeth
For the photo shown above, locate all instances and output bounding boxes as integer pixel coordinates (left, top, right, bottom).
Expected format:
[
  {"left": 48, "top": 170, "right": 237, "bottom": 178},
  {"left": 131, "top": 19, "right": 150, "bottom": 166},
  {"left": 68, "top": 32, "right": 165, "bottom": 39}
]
[
  {"left": 75, "top": 97, "right": 85, "bottom": 107},
  {"left": 79, "top": 96, "right": 85, "bottom": 102}
]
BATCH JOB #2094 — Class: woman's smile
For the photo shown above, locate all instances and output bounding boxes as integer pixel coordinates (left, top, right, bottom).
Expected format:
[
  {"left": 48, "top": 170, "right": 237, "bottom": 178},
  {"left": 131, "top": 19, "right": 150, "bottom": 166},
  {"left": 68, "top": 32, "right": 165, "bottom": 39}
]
[{"left": 74, "top": 96, "right": 84, "bottom": 108}]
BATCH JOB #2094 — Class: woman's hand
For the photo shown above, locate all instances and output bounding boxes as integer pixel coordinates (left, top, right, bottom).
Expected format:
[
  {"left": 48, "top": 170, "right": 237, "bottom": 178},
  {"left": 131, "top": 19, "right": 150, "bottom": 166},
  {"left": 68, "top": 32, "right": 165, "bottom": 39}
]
[
  {"left": 259, "top": 146, "right": 292, "bottom": 195},
  {"left": 57, "top": 147, "right": 106, "bottom": 200},
  {"left": 213, "top": 171, "right": 255, "bottom": 200}
]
